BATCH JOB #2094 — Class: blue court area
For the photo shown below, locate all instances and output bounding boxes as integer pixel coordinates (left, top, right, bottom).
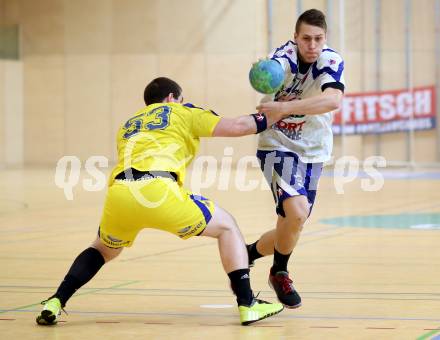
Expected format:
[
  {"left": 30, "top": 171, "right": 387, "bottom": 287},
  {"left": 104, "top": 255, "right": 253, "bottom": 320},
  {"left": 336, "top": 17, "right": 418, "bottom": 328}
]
[{"left": 320, "top": 213, "right": 440, "bottom": 230}]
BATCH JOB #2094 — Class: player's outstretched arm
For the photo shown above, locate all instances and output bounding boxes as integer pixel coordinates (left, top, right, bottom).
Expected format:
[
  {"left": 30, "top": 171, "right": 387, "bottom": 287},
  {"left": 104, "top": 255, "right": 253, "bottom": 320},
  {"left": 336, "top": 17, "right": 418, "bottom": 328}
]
[
  {"left": 212, "top": 112, "right": 284, "bottom": 137},
  {"left": 256, "top": 87, "right": 343, "bottom": 116}
]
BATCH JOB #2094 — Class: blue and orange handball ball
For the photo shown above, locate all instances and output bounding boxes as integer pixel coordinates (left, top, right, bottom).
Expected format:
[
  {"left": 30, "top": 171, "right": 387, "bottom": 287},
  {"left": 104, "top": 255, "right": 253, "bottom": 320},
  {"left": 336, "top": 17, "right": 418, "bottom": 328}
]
[{"left": 249, "top": 59, "right": 285, "bottom": 94}]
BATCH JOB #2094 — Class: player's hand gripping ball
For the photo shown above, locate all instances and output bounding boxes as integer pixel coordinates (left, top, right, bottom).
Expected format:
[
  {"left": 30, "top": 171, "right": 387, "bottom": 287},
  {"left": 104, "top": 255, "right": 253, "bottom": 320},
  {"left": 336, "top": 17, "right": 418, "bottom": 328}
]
[{"left": 249, "top": 59, "right": 285, "bottom": 94}]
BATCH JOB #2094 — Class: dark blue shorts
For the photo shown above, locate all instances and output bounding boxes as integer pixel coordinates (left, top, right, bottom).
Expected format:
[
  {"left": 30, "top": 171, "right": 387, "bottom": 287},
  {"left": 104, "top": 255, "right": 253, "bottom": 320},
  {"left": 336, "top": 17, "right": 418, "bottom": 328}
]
[{"left": 256, "top": 150, "right": 323, "bottom": 217}]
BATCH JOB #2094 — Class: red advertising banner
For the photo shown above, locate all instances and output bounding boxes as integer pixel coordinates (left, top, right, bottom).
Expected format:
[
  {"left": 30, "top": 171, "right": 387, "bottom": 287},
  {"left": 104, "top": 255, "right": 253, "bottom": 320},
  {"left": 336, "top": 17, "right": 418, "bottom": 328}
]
[{"left": 332, "top": 86, "right": 436, "bottom": 135}]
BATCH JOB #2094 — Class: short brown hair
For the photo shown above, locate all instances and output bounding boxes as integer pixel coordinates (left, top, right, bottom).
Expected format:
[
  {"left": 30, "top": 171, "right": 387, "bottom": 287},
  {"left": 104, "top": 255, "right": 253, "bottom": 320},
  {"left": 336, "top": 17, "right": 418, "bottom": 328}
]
[{"left": 295, "top": 9, "right": 327, "bottom": 33}]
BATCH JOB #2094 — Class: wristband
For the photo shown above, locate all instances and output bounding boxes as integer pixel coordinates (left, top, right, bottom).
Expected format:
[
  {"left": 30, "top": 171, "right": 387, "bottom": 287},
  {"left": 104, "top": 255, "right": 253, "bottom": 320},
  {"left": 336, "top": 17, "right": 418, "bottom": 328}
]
[{"left": 250, "top": 113, "right": 268, "bottom": 134}]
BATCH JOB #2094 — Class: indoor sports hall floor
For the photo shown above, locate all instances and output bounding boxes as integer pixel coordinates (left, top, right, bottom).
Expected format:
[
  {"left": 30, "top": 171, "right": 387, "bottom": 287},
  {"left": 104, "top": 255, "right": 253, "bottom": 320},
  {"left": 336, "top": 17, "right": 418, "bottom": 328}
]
[{"left": 0, "top": 167, "right": 439, "bottom": 340}]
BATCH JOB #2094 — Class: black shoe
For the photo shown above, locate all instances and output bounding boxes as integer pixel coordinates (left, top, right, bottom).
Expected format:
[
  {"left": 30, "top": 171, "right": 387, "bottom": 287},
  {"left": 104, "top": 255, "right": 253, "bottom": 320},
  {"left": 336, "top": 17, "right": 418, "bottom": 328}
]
[{"left": 268, "top": 271, "right": 302, "bottom": 308}]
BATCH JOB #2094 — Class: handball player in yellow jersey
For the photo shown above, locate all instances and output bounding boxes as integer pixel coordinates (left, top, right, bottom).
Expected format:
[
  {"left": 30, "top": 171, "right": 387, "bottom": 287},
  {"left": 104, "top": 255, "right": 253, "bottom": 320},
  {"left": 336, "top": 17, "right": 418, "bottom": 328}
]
[{"left": 36, "top": 77, "right": 288, "bottom": 326}]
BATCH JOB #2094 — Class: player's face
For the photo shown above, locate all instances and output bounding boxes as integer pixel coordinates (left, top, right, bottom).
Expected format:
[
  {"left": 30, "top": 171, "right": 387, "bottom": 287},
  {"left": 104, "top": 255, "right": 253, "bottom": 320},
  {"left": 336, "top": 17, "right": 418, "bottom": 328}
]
[{"left": 294, "top": 23, "right": 326, "bottom": 63}]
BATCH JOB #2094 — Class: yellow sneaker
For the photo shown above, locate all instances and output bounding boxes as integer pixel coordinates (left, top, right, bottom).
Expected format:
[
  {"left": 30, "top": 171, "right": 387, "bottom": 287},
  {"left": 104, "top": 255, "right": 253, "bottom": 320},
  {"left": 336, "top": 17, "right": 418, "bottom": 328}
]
[
  {"left": 36, "top": 297, "right": 62, "bottom": 325},
  {"left": 238, "top": 298, "right": 284, "bottom": 325}
]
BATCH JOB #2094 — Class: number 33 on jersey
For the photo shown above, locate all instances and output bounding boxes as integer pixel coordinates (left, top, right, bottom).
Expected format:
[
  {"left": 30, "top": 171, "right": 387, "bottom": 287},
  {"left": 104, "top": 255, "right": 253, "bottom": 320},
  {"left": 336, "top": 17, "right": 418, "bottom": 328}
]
[{"left": 109, "top": 102, "right": 221, "bottom": 186}]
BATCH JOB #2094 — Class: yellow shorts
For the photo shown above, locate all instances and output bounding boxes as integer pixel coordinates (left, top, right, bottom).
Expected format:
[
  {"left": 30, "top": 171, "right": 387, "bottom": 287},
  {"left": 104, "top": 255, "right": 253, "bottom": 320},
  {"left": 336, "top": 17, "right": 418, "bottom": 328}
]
[{"left": 99, "top": 178, "right": 215, "bottom": 248}]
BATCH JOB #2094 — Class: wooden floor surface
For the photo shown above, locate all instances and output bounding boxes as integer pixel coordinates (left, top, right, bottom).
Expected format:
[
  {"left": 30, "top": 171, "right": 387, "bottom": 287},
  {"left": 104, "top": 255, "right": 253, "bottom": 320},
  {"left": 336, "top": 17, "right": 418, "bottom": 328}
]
[{"left": 0, "top": 167, "right": 439, "bottom": 340}]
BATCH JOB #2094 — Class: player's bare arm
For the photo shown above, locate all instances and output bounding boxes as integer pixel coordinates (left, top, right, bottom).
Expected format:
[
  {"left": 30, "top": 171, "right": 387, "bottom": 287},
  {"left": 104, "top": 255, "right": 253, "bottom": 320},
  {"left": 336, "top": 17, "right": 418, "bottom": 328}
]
[
  {"left": 212, "top": 112, "right": 284, "bottom": 137},
  {"left": 256, "top": 87, "right": 343, "bottom": 116}
]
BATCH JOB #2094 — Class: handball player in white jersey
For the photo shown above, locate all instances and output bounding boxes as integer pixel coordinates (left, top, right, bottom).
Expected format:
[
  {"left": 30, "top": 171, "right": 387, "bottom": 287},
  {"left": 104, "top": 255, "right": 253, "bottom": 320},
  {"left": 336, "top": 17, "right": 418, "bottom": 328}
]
[{"left": 246, "top": 8, "right": 346, "bottom": 308}]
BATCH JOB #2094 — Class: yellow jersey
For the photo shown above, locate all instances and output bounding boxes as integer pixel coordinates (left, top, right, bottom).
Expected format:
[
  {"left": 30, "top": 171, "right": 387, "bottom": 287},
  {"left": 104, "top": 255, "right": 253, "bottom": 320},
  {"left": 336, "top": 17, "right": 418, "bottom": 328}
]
[{"left": 109, "top": 102, "right": 221, "bottom": 186}]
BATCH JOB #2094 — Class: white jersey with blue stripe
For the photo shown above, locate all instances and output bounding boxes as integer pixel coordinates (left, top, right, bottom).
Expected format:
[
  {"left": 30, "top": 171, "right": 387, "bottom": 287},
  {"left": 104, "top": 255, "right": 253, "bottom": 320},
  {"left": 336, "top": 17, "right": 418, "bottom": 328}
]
[{"left": 258, "top": 41, "right": 345, "bottom": 163}]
